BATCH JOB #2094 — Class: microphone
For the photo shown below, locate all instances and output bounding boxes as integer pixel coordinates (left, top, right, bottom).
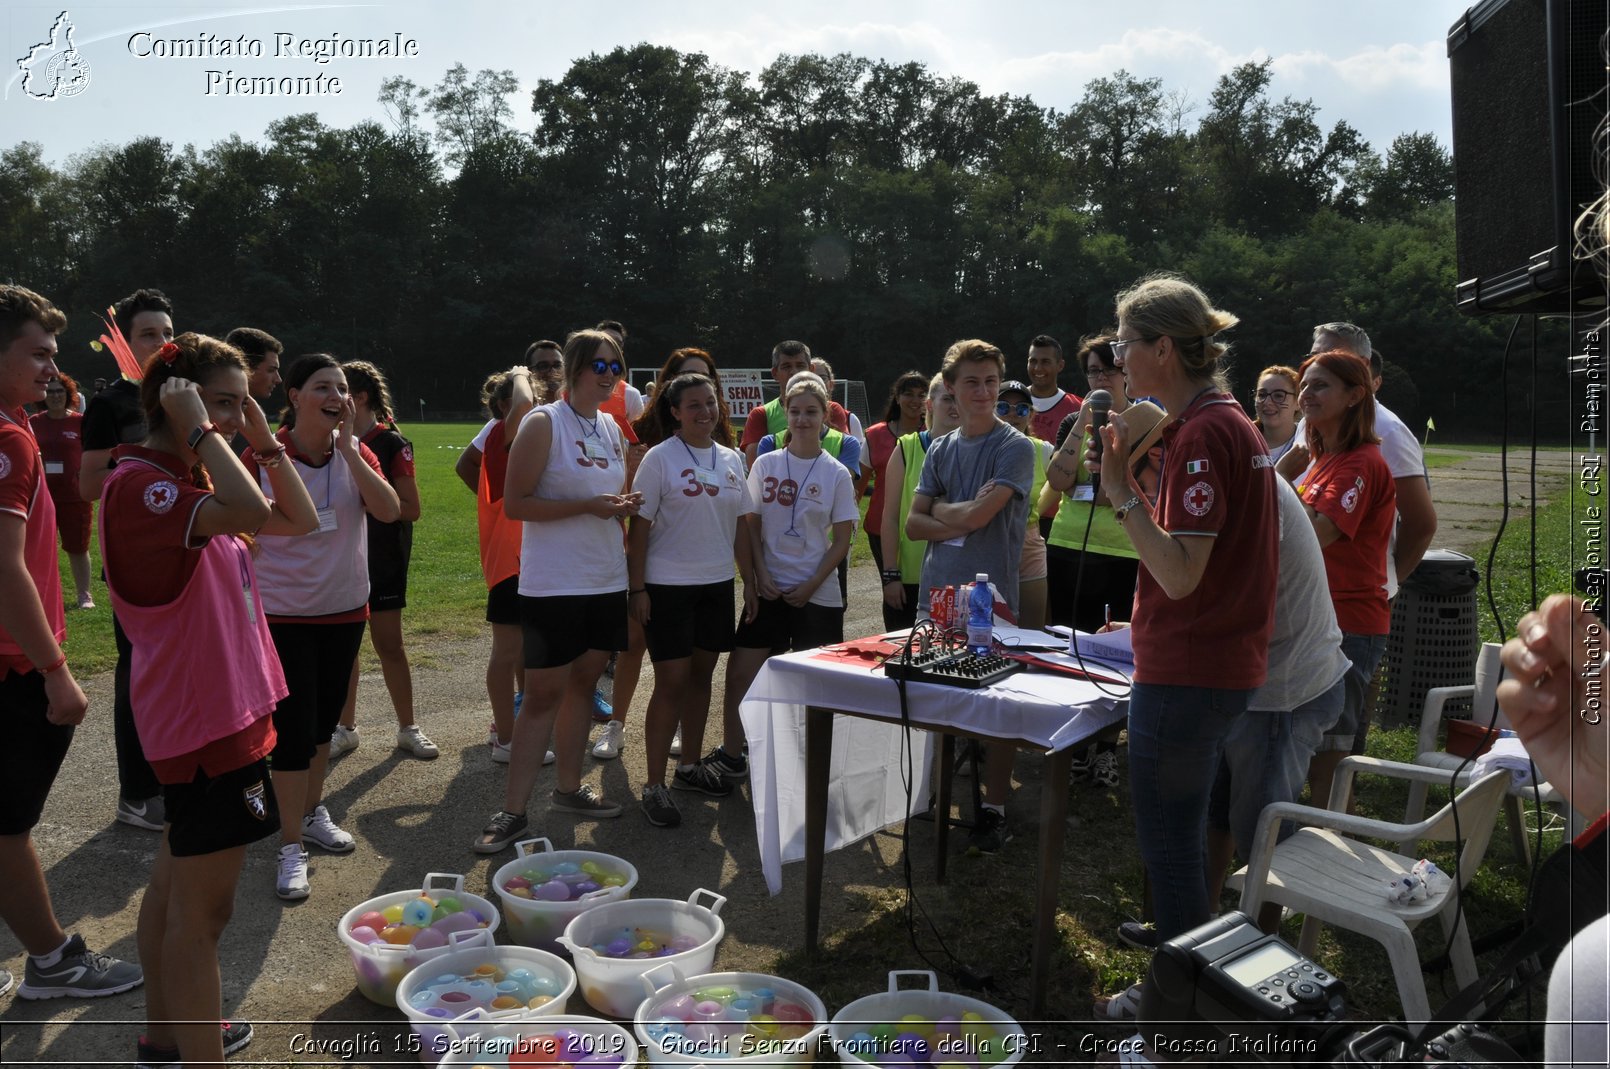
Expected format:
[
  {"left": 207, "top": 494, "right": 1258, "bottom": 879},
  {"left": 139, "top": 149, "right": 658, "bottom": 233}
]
[{"left": 1084, "top": 389, "right": 1111, "bottom": 483}]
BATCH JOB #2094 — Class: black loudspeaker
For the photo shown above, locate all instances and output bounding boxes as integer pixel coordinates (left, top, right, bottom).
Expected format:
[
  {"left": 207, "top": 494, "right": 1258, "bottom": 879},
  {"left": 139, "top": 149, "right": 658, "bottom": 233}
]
[{"left": 1447, "top": 0, "right": 1608, "bottom": 315}]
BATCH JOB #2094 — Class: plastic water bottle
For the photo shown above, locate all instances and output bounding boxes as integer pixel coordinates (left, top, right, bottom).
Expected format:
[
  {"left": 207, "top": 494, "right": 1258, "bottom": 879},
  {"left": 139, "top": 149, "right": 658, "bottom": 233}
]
[{"left": 966, "top": 573, "right": 993, "bottom": 655}]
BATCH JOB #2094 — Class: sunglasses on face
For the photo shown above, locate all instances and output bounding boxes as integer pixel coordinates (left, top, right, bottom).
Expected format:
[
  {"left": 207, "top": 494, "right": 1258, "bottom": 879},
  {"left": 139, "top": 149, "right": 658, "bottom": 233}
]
[
  {"left": 530, "top": 360, "right": 562, "bottom": 372},
  {"left": 589, "top": 359, "right": 625, "bottom": 376},
  {"left": 996, "top": 401, "right": 1032, "bottom": 418}
]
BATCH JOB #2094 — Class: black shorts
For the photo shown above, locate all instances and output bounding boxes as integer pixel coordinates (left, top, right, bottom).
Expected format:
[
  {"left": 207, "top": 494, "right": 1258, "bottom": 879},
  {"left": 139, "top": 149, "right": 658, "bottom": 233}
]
[
  {"left": 165, "top": 757, "right": 280, "bottom": 857},
  {"left": 486, "top": 575, "right": 521, "bottom": 626},
  {"left": 643, "top": 580, "right": 736, "bottom": 662},
  {"left": 268, "top": 620, "right": 367, "bottom": 772},
  {"left": 520, "top": 592, "right": 628, "bottom": 669},
  {"left": 367, "top": 519, "right": 412, "bottom": 612},
  {"left": 732, "top": 596, "right": 843, "bottom": 654},
  {"left": 0, "top": 669, "right": 75, "bottom": 835}
]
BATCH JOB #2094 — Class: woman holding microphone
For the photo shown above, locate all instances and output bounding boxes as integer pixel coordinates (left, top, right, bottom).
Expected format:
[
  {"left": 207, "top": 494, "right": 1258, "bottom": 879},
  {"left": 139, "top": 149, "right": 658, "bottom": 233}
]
[{"left": 1089, "top": 275, "right": 1278, "bottom": 1018}]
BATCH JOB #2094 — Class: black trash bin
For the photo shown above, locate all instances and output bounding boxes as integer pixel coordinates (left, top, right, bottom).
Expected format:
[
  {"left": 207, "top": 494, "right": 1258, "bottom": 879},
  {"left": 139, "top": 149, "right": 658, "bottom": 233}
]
[{"left": 1375, "top": 549, "right": 1481, "bottom": 728}]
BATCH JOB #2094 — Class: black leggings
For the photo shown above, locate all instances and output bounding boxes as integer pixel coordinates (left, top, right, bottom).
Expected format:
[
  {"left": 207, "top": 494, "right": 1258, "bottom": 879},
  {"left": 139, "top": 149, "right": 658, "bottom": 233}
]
[
  {"left": 267, "top": 620, "right": 367, "bottom": 772},
  {"left": 113, "top": 614, "right": 160, "bottom": 802}
]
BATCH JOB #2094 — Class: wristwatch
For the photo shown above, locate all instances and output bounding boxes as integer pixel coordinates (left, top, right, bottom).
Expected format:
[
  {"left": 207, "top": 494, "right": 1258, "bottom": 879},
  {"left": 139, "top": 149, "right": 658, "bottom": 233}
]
[
  {"left": 1113, "top": 494, "right": 1143, "bottom": 522},
  {"left": 186, "top": 422, "right": 219, "bottom": 451}
]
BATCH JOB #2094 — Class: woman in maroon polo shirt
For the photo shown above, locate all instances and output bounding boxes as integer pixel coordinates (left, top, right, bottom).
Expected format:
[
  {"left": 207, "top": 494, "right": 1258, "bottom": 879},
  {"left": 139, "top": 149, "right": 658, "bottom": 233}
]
[{"left": 1091, "top": 275, "right": 1279, "bottom": 1015}]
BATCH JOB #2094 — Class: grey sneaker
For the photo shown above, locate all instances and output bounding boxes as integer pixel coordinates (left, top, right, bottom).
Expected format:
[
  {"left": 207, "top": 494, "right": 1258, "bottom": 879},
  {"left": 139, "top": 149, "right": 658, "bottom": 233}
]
[
  {"left": 18, "top": 934, "right": 143, "bottom": 999},
  {"left": 641, "top": 784, "right": 682, "bottom": 828},
  {"left": 0, "top": 967, "right": 12, "bottom": 998},
  {"left": 328, "top": 724, "right": 360, "bottom": 760},
  {"left": 472, "top": 810, "right": 529, "bottom": 854},
  {"left": 116, "top": 795, "right": 165, "bottom": 831},
  {"left": 396, "top": 725, "right": 439, "bottom": 760},
  {"left": 1118, "top": 920, "right": 1160, "bottom": 950},
  {"left": 1090, "top": 748, "right": 1120, "bottom": 789},
  {"left": 301, "top": 805, "right": 355, "bottom": 853},
  {"left": 700, "top": 746, "right": 748, "bottom": 785},
  {"left": 669, "top": 726, "right": 683, "bottom": 757},
  {"left": 550, "top": 784, "right": 622, "bottom": 818},
  {"left": 673, "top": 760, "right": 733, "bottom": 798},
  {"left": 275, "top": 844, "right": 310, "bottom": 900},
  {"left": 967, "top": 807, "right": 1013, "bottom": 855}
]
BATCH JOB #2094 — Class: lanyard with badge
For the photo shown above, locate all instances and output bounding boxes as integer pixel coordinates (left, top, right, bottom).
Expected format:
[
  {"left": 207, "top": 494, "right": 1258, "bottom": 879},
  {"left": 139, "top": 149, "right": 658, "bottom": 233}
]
[
  {"left": 570, "top": 402, "right": 610, "bottom": 464},
  {"left": 311, "top": 454, "right": 339, "bottom": 533},
  {"left": 236, "top": 537, "right": 256, "bottom": 620},
  {"left": 681, "top": 438, "right": 720, "bottom": 492},
  {"left": 779, "top": 450, "right": 820, "bottom": 558}
]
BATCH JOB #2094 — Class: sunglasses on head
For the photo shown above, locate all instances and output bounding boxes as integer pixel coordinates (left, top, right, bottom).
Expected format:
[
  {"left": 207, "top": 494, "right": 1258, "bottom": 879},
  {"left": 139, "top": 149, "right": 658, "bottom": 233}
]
[
  {"left": 589, "top": 359, "right": 625, "bottom": 376},
  {"left": 996, "top": 400, "right": 1032, "bottom": 418}
]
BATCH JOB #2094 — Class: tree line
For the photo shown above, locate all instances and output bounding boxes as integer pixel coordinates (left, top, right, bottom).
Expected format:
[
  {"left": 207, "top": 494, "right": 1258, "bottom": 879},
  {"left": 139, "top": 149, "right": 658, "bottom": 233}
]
[{"left": 0, "top": 45, "right": 1572, "bottom": 437}]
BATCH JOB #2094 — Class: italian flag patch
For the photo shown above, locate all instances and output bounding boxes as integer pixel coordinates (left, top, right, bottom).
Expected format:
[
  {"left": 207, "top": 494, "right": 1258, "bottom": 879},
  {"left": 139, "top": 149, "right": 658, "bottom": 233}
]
[{"left": 1186, "top": 460, "right": 1209, "bottom": 474}]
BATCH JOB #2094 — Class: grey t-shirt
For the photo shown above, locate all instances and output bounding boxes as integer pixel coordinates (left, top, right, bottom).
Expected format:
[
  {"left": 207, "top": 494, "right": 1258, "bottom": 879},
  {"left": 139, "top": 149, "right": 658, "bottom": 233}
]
[
  {"left": 1249, "top": 478, "right": 1352, "bottom": 712},
  {"left": 914, "top": 421, "right": 1034, "bottom": 615}
]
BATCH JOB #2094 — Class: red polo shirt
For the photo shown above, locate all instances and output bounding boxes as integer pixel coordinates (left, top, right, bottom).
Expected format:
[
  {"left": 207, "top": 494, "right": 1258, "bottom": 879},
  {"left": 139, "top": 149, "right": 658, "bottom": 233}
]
[
  {"left": 1131, "top": 392, "right": 1278, "bottom": 689},
  {"left": 1298, "top": 444, "right": 1394, "bottom": 635}
]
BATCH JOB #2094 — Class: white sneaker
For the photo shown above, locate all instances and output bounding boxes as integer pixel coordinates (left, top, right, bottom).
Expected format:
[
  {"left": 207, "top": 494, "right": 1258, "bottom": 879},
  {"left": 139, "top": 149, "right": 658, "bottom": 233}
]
[
  {"left": 490, "top": 737, "right": 554, "bottom": 766},
  {"left": 669, "top": 727, "right": 683, "bottom": 757},
  {"left": 328, "top": 725, "right": 359, "bottom": 760},
  {"left": 592, "top": 721, "right": 625, "bottom": 760},
  {"left": 395, "top": 725, "right": 439, "bottom": 760},
  {"left": 301, "top": 805, "right": 355, "bottom": 853},
  {"left": 276, "top": 844, "right": 310, "bottom": 900}
]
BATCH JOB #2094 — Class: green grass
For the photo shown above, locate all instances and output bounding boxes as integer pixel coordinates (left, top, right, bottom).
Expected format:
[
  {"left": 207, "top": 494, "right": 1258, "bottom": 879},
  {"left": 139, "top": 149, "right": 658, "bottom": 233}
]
[{"left": 1473, "top": 462, "right": 1577, "bottom": 647}]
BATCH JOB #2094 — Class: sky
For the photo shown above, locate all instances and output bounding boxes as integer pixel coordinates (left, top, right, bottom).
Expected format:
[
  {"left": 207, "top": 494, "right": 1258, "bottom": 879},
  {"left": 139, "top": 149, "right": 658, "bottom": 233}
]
[{"left": 3, "top": 1, "right": 1471, "bottom": 164}]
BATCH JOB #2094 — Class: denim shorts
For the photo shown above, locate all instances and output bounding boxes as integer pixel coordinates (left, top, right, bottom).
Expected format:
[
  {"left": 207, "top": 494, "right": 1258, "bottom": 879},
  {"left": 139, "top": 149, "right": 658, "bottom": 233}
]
[
  {"left": 1320, "top": 632, "right": 1388, "bottom": 753},
  {"left": 1208, "top": 676, "right": 1347, "bottom": 858}
]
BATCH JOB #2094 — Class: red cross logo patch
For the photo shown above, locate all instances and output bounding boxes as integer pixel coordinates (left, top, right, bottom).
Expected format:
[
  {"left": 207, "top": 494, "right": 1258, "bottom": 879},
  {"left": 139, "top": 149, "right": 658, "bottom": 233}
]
[{"left": 1183, "top": 480, "right": 1214, "bottom": 517}]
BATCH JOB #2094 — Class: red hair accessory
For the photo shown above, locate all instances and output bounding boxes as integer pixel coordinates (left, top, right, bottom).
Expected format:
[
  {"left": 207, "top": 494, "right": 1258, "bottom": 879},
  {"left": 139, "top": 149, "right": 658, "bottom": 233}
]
[{"left": 157, "top": 342, "right": 181, "bottom": 365}]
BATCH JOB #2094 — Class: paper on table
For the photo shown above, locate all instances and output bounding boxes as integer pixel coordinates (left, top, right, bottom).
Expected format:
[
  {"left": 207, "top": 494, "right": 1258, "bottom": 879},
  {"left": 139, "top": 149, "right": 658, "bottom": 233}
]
[
  {"left": 1069, "top": 627, "right": 1135, "bottom": 665},
  {"left": 991, "top": 627, "right": 1069, "bottom": 649}
]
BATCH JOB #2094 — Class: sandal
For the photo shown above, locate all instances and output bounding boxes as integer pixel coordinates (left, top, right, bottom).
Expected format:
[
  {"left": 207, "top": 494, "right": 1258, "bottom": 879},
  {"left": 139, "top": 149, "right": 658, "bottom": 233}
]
[{"left": 1092, "top": 982, "right": 1144, "bottom": 1021}]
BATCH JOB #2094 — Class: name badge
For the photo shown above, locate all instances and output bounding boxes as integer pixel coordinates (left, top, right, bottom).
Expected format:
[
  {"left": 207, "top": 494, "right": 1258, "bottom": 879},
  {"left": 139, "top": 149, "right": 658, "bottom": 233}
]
[
  {"left": 243, "top": 582, "right": 255, "bottom": 621},
  {"left": 315, "top": 505, "right": 339, "bottom": 534},
  {"left": 1072, "top": 483, "right": 1095, "bottom": 502},
  {"left": 583, "top": 439, "right": 609, "bottom": 462},
  {"left": 44, "top": 461, "right": 64, "bottom": 475},
  {"left": 695, "top": 466, "right": 719, "bottom": 489},
  {"left": 777, "top": 529, "right": 808, "bottom": 557}
]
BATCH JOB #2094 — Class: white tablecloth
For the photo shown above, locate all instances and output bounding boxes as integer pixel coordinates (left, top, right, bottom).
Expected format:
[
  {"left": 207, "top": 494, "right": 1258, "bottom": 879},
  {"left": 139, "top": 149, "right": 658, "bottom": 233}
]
[{"left": 739, "top": 648, "right": 1126, "bottom": 894}]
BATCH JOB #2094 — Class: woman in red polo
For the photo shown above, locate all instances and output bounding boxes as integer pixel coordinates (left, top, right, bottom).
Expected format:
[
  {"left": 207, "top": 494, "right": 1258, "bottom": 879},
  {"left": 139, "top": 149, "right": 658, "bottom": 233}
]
[
  {"left": 101, "top": 333, "right": 316, "bottom": 1066},
  {"left": 1293, "top": 349, "right": 1395, "bottom": 807},
  {"left": 1092, "top": 275, "right": 1278, "bottom": 1016}
]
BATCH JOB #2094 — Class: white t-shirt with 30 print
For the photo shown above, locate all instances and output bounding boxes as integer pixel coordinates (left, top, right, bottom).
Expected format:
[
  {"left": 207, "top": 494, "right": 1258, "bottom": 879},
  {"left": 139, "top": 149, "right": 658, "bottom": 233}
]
[
  {"left": 744, "top": 447, "right": 858, "bottom": 608},
  {"left": 636, "top": 436, "right": 752, "bottom": 586}
]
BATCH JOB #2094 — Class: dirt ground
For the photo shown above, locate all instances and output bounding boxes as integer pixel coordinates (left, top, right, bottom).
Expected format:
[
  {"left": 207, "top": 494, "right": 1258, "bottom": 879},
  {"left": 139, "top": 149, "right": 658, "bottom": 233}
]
[{"left": 0, "top": 447, "right": 1576, "bottom": 1067}]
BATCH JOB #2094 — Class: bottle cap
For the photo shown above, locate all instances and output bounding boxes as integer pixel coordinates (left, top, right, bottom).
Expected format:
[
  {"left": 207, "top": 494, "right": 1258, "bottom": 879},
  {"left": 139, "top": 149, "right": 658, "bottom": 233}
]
[{"left": 975, "top": 573, "right": 988, "bottom": 582}]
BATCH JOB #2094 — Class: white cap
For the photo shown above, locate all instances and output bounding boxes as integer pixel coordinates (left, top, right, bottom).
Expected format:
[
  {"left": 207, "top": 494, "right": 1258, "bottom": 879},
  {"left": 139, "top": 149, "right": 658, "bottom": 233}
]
[{"left": 975, "top": 573, "right": 988, "bottom": 583}]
